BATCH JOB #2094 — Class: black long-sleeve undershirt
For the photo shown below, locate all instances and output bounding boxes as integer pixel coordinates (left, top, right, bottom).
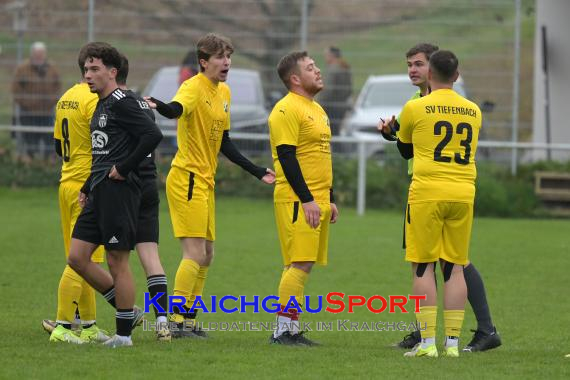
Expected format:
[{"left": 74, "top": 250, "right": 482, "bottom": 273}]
[
  {"left": 54, "top": 139, "right": 62, "bottom": 157},
  {"left": 397, "top": 139, "right": 414, "bottom": 160},
  {"left": 151, "top": 97, "right": 183, "bottom": 119},
  {"left": 276, "top": 144, "right": 313, "bottom": 203},
  {"left": 220, "top": 131, "right": 266, "bottom": 179}
]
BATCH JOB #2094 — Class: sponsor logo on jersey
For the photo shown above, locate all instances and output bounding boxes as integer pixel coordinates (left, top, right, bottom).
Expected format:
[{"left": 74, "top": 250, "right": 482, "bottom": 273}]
[
  {"left": 223, "top": 101, "right": 228, "bottom": 113},
  {"left": 137, "top": 100, "right": 150, "bottom": 110},
  {"left": 92, "top": 130, "right": 109, "bottom": 149},
  {"left": 98, "top": 114, "right": 108, "bottom": 128}
]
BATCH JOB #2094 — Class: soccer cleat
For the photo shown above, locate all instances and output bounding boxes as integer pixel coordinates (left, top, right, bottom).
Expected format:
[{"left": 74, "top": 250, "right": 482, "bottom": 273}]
[
  {"left": 80, "top": 325, "right": 110, "bottom": 343},
  {"left": 171, "top": 322, "right": 207, "bottom": 339},
  {"left": 462, "top": 327, "right": 502, "bottom": 352},
  {"left": 292, "top": 331, "right": 320, "bottom": 346},
  {"left": 42, "top": 319, "right": 81, "bottom": 335},
  {"left": 442, "top": 346, "right": 459, "bottom": 357},
  {"left": 404, "top": 343, "right": 438, "bottom": 358},
  {"left": 102, "top": 335, "right": 133, "bottom": 348},
  {"left": 132, "top": 306, "right": 145, "bottom": 329},
  {"left": 49, "top": 325, "right": 85, "bottom": 344},
  {"left": 269, "top": 331, "right": 301, "bottom": 346},
  {"left": 393, "top": 330, "right": 421, "bottom": 349},
  {"left": 156, "top": 327, "right": 172, "bottom": 342},
  {"left": 42, "top": 319, "right": 57, "bottom": 334}
]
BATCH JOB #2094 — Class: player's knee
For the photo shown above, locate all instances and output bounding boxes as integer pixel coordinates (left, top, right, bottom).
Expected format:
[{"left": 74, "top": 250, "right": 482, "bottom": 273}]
[
  {"left": 291, "top": 261, "right": 314, "bottom": 273},
  {"left": 67, "top": 252, "right": 85, "bottom": 273}
]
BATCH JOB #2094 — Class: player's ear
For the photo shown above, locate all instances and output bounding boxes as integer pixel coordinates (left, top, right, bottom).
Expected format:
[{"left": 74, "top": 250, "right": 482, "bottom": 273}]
[
  {"left": 199, "top": 58, "right": 208, "bottom": 71},
  {"left": 290, "top": 73, "right": 301, "bottom": 87}
]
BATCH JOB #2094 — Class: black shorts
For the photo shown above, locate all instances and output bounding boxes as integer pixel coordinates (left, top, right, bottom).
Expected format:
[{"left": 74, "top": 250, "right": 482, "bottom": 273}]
[
  {"left": 137, "top": 177, "right": 159, "bottom": 244},
  {"left": 73, "top": 176, "right": 142, "bottom": 251}
]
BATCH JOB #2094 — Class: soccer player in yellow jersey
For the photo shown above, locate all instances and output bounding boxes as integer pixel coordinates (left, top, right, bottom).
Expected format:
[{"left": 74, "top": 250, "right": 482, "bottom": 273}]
[
  {"left": 267, "top": 51, "right": 339, "bottom": 346},
  {"left": 380, "top": 43, "right": 501, "bottom": 353},
  {"left": 47, "top": 47, "right": 108, "bottom": 344},
  {"left": 397, "top": 50, "right": 480, "bottom": 358},
  {"left": 145, "top": 33, "right": 275, "bottom": 338}
]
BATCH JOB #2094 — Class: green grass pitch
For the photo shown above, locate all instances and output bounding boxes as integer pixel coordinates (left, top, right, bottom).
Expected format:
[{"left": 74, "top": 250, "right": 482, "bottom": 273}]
[{"left": 0, "top": 188, "right": 568, "bottom": 379}]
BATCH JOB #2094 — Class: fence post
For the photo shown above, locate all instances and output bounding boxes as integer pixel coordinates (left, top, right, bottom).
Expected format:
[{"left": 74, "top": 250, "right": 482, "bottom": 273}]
[
  {"left": 357, "top": 140, "right": 366, "bottom": 216},
  {"left": 511, "top": 0, "right": 521, "bottom": 175}
]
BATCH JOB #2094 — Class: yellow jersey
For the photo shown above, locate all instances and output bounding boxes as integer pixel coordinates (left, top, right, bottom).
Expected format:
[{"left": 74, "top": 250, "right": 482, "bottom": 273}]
[
  {"left": 268, "top": 92, "right": 333, "bottom": 203},
  {"left": 171, "top": 72, "right": 230, "bottom": 188},
  {"left": 53, "top": 82, "right": 98, "bottom": 183},
  {"left": 398, "top": 88, "right": 481, "bottom": 203}
]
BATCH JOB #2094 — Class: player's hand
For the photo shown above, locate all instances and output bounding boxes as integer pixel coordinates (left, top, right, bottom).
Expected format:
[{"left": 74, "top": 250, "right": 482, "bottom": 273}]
[
  {"left": 330, "top": 203, "right": 339, "bottom": 223},
  {"left": 143, "top": 96, "right": 157, "bottom": 109},
  {"left": 261, "top": 168, "right": 276, "bottom": 184},
  {"left": 302, "top": 201, "right": 321, "bottom": 229},
  {"left": 108, "top": 165, "right": 126, "bottom": 180},
  {"left": 377, "top": 115, "right": 396, "bottom": 135},
  {"left": 78, "top": 192, "right": 87, "bottom": 208}
]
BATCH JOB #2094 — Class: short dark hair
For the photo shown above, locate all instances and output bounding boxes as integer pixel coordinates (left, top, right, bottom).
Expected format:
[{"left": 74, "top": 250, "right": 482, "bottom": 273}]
[
  {"left": 328, "top": 46, "right": 341, "bottom": 58},
  {"left": 116, "top": 54, "right": 129, "bottom": 86},
  {"left": 277, "top": 51, "right": 308, "bottom": 89},
  {"left": 196, "top": 33, "right": 234, "bottom": 72},
  {"left": 429, "top": 50, "right": 459, "bottom": 83},
  {"left": 406, "top": 43, "right": 439, "bottom": 60},
  {"left": 81, "top": 42, "right": 122, "bottom": 71}
]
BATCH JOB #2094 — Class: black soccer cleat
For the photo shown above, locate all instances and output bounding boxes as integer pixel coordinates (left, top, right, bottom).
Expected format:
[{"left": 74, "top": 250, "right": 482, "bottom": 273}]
[
  {"left": 171, "top": 322, "right": 208, "bottom": 339},
  {"left": 392, "top": 330, "right": 421, "bottom": 349},
  {"left": 293, "top": 331, "right": 320, "bottom": 346},
  {"left": 462, "top": 327, "right": 502, "bottom": 352},
  {"left": 269, "top": 331, "right": 300, "bottom": 346}
]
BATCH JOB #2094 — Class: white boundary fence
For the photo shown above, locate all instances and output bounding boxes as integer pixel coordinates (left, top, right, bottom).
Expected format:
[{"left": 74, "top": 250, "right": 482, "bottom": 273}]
[{"left": 2, "top": 125, "right": 570, "bottom": 215}]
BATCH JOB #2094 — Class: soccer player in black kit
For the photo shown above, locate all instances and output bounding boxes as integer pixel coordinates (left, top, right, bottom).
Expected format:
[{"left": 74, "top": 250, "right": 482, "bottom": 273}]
[{"left": 67, "top": 42, "right": 162, "bottom": 347}]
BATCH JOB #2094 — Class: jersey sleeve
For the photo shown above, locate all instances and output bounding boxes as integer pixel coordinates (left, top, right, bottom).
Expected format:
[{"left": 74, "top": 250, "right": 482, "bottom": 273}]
[
  {"left": 269, "top": 104, "right": 300, "bottom": 146},
  {"left": 398, "top": 101, "right": 414, "bottom": 144},
  {"left": 172, "top": 80, "right": 199, "bottom": 118},
  {"left": 53, "top": 108, "right": 62, "bottom": 139},
  {"left": 224, "top": 86, "right": 231, "bottom": 131}
]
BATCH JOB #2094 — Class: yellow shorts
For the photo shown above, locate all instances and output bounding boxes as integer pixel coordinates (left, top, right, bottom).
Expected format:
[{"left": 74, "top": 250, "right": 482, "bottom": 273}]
[
  {"left": 166, "top": 166, "right": 215, "bottom": 240},
  {"left": 404, "top": 201, "right": 473, "bottom": 265},
  {"left": 58, "top": 181, "right": 104, "bottom": 263},
  {"left": 274, "top": 201, "right": 331, "bottom": 266}
]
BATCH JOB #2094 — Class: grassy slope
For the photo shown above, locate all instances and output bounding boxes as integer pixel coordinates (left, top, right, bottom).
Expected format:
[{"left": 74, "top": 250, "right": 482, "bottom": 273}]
[{"left": 0, "top": 188, "right": 568, "bottom": 379}]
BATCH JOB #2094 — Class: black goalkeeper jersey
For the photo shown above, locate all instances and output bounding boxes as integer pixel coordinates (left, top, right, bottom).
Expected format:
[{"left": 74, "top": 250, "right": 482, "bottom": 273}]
[{"left": 88, "top": 88, "right": 162, "bottom": 191}]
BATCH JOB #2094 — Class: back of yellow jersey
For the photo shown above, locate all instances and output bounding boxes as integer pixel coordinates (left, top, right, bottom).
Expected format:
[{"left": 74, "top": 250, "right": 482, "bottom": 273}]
[
  {"left": 53, "top": 83, "right": 98, "bottom": 183},
  {"left": 398, "top": 88, "right": 481, "bottom": 203},
  {"left": 268, "top": 92, "right": 333, "bottom": 203}
]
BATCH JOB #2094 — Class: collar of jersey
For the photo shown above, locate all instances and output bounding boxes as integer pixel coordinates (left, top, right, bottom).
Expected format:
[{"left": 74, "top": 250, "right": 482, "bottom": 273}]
[
  {"left": 429, "top": 88, "right": 455, "bottom": 95},
  {"left": 288, "top": 91, "right": 314, "bottom": 104},
  {"left": 196, "top": 72, "right": 219, "bottom": 92}
]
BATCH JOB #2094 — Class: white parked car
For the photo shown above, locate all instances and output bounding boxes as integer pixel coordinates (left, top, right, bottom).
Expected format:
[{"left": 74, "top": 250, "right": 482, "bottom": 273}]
[{"left": 342, "top": 74, "right": 466, "bottom": 139}]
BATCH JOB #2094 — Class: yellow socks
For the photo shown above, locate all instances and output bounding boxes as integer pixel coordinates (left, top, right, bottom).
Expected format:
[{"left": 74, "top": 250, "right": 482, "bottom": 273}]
[
  {"left": 444, "top": 309, "right": 465, "bottom": 337},
  {"left": 416, "top": 305, "right": 438, "bottom": 340},
  {"left": 56, "top": 265, "right": 84, "bottom": 323},
  {"left": 278, "top": 267, "right": 308, "bottom": 307},
  {"left": 189, "top": 266, "right": 209, "bottom": 306},
  {"left": 171, "top": 258, "right": 200, "bottom": 323}
]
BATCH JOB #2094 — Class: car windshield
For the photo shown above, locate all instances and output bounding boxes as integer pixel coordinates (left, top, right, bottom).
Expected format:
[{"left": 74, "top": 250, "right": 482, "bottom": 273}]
[
  {"left": 361, "top": 81, "right": 417, "bottom": 108},
  {"left": 228, "top": 76, "right": 259, "bottom": 105}
]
